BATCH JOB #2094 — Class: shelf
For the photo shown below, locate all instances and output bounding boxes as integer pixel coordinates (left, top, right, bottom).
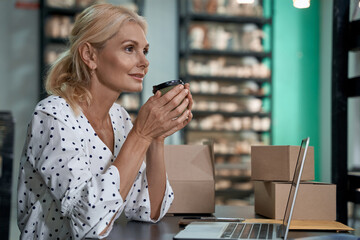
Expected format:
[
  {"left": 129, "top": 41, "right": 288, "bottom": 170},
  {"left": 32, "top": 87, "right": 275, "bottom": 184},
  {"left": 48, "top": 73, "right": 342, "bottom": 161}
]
[
  {"left": 347, "top": 77, "right": 360, "bottom": 97},
  {"left": 187, "top": 128, "right": 269, "bottom": 134},
  {"left": 192, "top": 111, "right": 270, "bottom": 118},
  {"left": 215, "top": 175, "right": 251, "bottom": 182},
  {"left": 349, "top": 20, "right": 360, "bottom": 51},
  {"left": 182, "top": 75, "right": 271, "bottom": 83},
  {"left": 215, "top": 163, "right": 250, "bottom": 170},
  {"left": 215, "top": 189, "right": 253, "bottom": 198},
  {"left": 215, "top": 153, "right": 250, "bottom": 158},
  {"left": 179, "top": 0, "right": 272, "bottom": 204},
  {"left": 45, "top": 6, "right": 84, "bottom": 16},
  {"left": 180, "top": 13, "right": 271, "bottom": 26},
  {"left": 191, "top": 92, "right": 271, "bottom": 99},
  {"left": 45, "top": 37, "right": 69, "bottom": 44},
  {"left": 180, "top": 49, "right": 271, "bottom": 58}
]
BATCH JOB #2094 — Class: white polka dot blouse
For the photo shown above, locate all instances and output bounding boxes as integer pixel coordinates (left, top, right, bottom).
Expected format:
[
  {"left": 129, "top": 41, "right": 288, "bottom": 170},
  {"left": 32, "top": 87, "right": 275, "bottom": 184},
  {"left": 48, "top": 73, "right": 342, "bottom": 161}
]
[{"left": 17, "top": 96, "right": 174, "bottom": 239}]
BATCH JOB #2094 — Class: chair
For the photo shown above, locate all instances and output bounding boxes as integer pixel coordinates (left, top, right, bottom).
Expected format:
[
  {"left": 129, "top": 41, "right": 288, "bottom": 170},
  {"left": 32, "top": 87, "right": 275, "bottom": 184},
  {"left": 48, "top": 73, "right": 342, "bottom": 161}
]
[
  {"left": 348, "top": 171, "right": 360, "bottom": 228},
  {"left": 0, "top": 112, "right": 14, "bottom": 239}
]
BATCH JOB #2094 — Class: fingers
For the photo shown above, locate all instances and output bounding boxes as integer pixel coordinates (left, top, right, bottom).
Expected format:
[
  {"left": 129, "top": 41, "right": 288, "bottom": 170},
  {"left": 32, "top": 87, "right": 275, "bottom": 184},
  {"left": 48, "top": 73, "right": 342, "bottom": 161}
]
[
  {"left": 159, "top": 83, "right": 193, "bottom": 130},
  {"left": 162, "top": 89, "right": 189, "bottom": 115},
  {"left": 154, "top": 83, "right": 193, "bottom": 112},
  {"left": 147, "top": 90, "right": 162, "bottom": 103},
  {"left": 166, "top": 83, "right": 193, "bottom": 119},
  {"left": 161, "top": 109, "right": 193, "bottom": 138},
  {"left": 184, "top": 83, "right": 193, "bottom": 111},
  {"left": 133, "top": 83, "right": 193, "bottom": 141},
  {"left": 157, "top": 84, "right": 187, "bottom": 107},
  {"left": 168, "top": 97, "right": 189, "bottom": 119}
]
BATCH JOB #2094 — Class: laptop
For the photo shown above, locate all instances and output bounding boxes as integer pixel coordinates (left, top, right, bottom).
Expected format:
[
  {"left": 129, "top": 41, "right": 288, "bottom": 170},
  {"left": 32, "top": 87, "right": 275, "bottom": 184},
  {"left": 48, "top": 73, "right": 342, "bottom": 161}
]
[{"left": 174, "top": 137, "right": 311, "bottom": 240}]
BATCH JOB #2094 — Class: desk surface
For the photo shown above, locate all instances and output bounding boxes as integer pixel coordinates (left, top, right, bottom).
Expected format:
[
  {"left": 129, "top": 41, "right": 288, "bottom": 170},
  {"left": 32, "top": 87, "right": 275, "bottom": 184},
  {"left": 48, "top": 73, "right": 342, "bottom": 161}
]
[{"left": 107, "top": 205, "right": 353, "bottom": 240}]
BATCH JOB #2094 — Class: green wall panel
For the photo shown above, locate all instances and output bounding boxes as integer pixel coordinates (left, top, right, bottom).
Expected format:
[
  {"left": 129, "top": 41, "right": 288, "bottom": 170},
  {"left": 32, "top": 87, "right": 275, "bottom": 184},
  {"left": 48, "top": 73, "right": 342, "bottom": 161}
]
[{"left": 272, "top": 0, "right": 320, "bottom": 180}]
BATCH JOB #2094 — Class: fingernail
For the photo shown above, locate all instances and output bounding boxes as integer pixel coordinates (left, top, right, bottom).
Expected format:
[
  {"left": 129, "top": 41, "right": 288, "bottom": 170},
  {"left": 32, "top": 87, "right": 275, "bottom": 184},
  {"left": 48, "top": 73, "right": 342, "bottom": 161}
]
[
  {"left": 184, "top": 89, "right": 189, "bottom": 94},
  {"left": 179, "top": 84, "right": 184, "bottom": 89}
]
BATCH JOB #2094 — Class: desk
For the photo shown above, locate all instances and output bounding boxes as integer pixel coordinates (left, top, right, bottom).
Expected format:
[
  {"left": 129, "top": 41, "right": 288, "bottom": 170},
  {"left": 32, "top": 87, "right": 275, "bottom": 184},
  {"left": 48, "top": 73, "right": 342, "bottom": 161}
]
[{"left": 107, "top": 205, "right": 353, "bottom": 240}]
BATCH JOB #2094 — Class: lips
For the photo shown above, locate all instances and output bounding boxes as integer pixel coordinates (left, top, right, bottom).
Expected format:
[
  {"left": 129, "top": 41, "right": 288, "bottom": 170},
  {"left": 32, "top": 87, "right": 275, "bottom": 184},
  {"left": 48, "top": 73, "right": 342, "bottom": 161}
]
[{"left": 129, "top": 73, "right": 145, "bottom": 80}]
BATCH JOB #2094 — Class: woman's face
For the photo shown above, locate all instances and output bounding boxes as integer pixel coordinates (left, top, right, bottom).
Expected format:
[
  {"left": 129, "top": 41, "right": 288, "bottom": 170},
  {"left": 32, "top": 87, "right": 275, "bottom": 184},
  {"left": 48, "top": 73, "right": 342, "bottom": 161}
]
[{"left": 94, "top": 21, "right": 149, "bottom": 93}]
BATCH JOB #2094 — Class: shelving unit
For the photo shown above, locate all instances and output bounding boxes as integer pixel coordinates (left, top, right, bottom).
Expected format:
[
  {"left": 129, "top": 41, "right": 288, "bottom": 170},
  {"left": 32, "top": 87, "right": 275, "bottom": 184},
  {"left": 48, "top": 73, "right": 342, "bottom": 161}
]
[
  {"left": 331, "top": 0, "right": 360, "bottom": 224},
  {"left": 0, "top": 112, "right": 14, "bottom": 239},
  {"left": 178, "top": 0, "right": 273, "bottom": 206},
  {"left": 39, "top": 0, "right": 143, "bottom": 120}
]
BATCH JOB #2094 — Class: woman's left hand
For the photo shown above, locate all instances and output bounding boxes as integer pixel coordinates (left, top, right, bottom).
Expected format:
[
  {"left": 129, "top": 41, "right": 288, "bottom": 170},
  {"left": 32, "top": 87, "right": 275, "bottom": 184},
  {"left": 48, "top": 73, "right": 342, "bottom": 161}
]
[{"left": 154, "top": 83, "right": 193, "bottom": 142}]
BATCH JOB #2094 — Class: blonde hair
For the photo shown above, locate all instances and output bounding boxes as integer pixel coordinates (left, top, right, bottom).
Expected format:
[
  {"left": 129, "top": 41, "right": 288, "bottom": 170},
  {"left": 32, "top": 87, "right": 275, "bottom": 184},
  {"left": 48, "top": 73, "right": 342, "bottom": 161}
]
[{"left": 45, "top": 3, "right": 147, "bottom": 112}]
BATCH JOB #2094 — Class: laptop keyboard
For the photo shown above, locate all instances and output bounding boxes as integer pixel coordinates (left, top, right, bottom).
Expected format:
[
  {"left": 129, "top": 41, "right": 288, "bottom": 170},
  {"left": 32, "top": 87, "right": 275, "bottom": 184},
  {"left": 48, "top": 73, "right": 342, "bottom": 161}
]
[
  {"left": 230, "top": 223, "right": 244, "bottom": 238},
  {"left": 220, "top": 223, "right": 237, "bottom": 238},
  {"left": 259, "top": 224, "right": 269, "bottom": 239},
  {"left": 220, "top": 223, "right": 278, "bottom": 239}
]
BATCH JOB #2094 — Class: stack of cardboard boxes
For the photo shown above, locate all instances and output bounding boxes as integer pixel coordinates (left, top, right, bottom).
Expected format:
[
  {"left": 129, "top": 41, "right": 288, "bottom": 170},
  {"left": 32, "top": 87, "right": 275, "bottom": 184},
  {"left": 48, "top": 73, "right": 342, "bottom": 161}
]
[{"left": 251, "top": 145, "right": 336, "bottom": 220}]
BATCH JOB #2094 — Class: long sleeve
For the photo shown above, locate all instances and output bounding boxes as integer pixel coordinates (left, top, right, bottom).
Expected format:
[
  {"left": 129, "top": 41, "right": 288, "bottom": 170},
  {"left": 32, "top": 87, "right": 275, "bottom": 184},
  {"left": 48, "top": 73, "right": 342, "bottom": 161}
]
[
  {"left": 20, "top": 109, "right": 123, "bottom": 239},
  {"left": 123, "top": 162, "right": 174, "bottom": 222},
  {"left": 118, "top": 110, "right": 174, "bottom": 223},
  {"left": 17, "top": 96, "right": 174, "bottom": 240}
]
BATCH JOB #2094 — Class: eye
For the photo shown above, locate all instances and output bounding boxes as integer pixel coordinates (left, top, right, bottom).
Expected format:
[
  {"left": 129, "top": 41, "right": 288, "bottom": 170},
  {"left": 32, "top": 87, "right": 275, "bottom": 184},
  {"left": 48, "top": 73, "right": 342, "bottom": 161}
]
[
  {"left": 143, "top": 48, "right": 149, "bottom": 56},
  {"left": 125, "top": 45, "right": 134, "bottom": 53}
]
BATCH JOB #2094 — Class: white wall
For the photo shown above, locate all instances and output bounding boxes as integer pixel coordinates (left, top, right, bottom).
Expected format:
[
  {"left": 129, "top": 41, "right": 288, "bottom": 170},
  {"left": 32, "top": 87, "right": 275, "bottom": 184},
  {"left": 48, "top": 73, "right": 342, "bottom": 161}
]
[
  {"left": 319, "top": 0, "right": 332, "bottom": 182},
  {"left": 143, "top": 0, "right": 180, "bottom": 144}
]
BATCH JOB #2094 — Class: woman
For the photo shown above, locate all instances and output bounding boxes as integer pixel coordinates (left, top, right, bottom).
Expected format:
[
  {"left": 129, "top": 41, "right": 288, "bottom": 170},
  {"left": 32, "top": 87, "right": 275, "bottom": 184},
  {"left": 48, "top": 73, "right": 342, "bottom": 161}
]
[{"left": 17, "top": 4, "right": 193, "bottom": 239}]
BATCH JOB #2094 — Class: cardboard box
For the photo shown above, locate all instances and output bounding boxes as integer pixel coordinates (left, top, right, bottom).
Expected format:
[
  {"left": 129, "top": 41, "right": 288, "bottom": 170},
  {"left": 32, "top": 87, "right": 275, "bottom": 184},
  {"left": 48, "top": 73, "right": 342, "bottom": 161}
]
[
  {"left": 254, "top": 181, "right": 336, "bottom": 220},
  {"left": 164, "top": 144, "right": 215, "bottom": 214},
  {"left": 251, "top": 145, "right": 315, "bottom": 181}
]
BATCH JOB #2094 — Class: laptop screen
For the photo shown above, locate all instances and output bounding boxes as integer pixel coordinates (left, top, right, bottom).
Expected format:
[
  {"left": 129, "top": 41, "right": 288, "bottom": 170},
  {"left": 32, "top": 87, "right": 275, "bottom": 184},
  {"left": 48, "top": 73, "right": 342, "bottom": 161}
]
[{"left": 281, "top": 137, "right": 310, "bottom": 238}]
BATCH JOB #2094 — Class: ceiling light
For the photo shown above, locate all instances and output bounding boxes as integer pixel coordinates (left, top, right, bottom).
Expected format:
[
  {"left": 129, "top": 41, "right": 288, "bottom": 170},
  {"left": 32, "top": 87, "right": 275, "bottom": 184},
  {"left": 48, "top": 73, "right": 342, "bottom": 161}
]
[
  {"left": 237, "top": 0, "right": 255, "bottom": 4},
  {"left": 293, "top": 0, "right": 310, "bottom": 9}
]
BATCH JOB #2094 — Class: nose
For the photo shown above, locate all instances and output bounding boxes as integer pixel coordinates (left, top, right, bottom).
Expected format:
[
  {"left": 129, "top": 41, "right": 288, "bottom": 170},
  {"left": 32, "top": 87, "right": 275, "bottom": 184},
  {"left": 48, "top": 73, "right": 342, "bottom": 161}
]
[{"left": 138, "top": 52, "right": 149, "bottom": 69}]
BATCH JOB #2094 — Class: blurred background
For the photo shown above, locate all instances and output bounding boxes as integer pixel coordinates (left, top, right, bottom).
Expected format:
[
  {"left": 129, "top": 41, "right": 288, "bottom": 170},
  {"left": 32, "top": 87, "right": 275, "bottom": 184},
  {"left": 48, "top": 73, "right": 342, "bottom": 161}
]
[{"left": 0, "top": 0, "right": 360, "bottom": 239}]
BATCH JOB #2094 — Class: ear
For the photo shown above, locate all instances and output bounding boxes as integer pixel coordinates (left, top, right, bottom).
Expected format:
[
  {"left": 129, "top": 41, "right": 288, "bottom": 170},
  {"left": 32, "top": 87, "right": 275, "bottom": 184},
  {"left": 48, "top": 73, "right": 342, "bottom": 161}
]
[{"left": 79, "top": 42, "right": 97, "bottom": 70}]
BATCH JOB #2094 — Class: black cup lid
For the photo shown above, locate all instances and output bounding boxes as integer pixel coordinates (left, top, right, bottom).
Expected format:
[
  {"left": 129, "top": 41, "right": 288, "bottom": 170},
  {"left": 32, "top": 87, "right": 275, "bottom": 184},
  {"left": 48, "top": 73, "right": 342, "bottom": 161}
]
[{"left": 152, "top": 79, "right": 184, "bottom": 94}]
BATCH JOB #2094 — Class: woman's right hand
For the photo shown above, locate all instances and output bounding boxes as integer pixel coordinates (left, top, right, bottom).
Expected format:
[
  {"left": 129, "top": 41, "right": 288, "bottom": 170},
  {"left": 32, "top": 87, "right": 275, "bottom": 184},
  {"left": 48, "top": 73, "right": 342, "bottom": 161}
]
[{"left": 132, "top": 84, "right": 190, "bottom": 143}]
